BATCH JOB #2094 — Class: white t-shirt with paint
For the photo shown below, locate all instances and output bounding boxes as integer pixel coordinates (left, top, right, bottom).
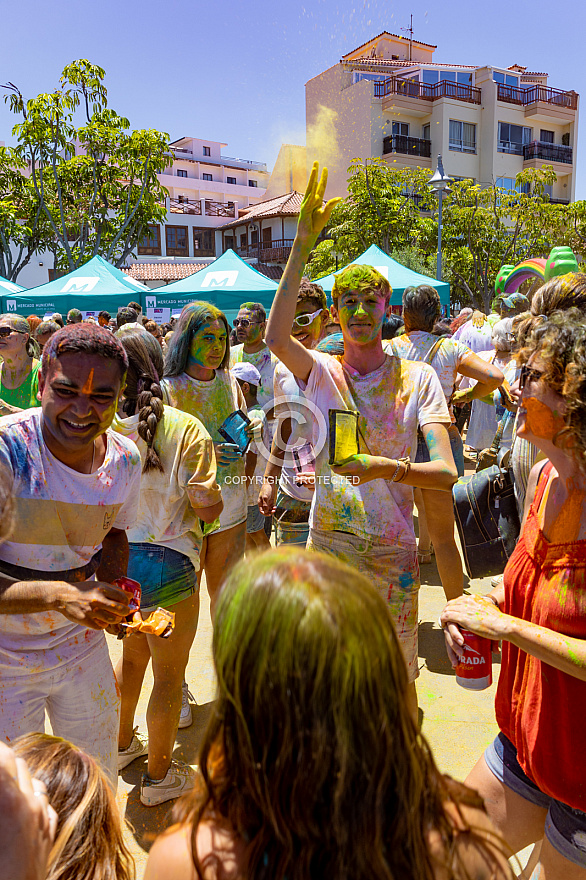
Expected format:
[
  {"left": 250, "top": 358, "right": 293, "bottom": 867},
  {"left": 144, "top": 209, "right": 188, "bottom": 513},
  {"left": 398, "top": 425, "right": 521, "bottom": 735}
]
[
  {"left": 273, "top": 361, "right": 314, "bottom": 504},
  {"left": 161, "top": 370, "right": 248, "bottom": 531},
  {"left": 0, "top": 408, "right": 141, "bottom": 671},
  {"left": 112, "top": 406, "right": 222, "bottom": 567},
  {"left": 301, "top": 351, "right": 450, "bottom": 546}
]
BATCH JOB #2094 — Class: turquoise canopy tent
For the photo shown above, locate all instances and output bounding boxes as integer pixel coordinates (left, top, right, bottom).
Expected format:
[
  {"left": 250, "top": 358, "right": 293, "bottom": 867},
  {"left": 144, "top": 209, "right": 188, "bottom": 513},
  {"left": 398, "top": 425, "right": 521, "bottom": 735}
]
[
  {"left": 0, "top": 276, "right": 25, "bottom": 302},
  {"left": 314, "top": 244, "right": 450, "bottom": 306},
  {"left": 140, "top": 250, "right": 278, "bottom": 325},
  {"left": 0, "top": 256, "right": 148, "bottom": 317}
]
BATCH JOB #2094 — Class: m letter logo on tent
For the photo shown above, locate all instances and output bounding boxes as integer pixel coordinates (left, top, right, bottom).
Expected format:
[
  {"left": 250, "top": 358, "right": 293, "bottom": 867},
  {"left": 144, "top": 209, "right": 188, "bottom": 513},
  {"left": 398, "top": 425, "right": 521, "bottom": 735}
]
[
  {"left": 146, "top": 297, "right": 157, "bottom": 310},
  {"left": 6, "top": 300, "right": 17, "bottom": 312},
  {"left": 201, "top": 271, "right": 239, "bottom": 288},
  {"left": 61, "top": 277, "right": 100, "bottom": 293}
]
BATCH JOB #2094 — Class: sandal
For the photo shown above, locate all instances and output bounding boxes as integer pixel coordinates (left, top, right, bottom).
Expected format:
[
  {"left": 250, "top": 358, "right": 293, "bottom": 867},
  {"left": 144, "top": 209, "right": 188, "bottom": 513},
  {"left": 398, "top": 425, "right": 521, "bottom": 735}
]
[{"left": 417, "top": 547, "right": 434, "bottom": 565}]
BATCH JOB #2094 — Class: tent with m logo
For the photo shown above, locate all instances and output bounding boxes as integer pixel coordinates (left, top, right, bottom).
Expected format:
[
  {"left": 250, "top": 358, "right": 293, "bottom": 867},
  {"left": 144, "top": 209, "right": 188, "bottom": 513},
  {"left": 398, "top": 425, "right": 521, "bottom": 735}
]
[
  {"left": 0, "top": 256, "right": 148, "bottom": 319},
  {"left": 141, "top": 249, "right": 278, "bottom": 325}
]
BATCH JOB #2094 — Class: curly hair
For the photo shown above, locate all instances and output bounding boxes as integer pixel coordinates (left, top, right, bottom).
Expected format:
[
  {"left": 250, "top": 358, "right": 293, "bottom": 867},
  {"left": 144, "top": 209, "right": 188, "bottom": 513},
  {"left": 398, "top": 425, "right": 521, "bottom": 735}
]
[
  {"left": 117, "top": 329, "right": 165, "bottom": 474},
  {"left": 514, "top": 273, "right": 586, "bottom": 350},
  {"left": 13, "top": 733, "right": 134, "bottom": 880},
  {"left": 175, "top": 549, "right": 508, "bottom": 880},
  {"left": 298, "top": 277, "right": 327, "bottom": 311},
  {"left": 517, "top": 308, "right": 586, "bottom": 469},
  {"left": 331, "top": 264, "right": 391, "bottom": 307}
]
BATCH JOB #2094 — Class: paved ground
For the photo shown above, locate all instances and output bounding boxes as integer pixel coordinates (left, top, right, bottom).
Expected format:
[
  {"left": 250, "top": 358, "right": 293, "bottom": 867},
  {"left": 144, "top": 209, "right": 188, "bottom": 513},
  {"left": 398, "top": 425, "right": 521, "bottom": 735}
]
[{"left": 108, "top": 469, "right": 515, "bottom": 876}]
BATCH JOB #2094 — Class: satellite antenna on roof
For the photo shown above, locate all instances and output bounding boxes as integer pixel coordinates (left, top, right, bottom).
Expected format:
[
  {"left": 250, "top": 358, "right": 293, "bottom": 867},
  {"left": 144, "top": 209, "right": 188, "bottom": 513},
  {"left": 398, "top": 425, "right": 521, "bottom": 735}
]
[{"left": 401, "top": 14, "right": 414, "bottom": 62}]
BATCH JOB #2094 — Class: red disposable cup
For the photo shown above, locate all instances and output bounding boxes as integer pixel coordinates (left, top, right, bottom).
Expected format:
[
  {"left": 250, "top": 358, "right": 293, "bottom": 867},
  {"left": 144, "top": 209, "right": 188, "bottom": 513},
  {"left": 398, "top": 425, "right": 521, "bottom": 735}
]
[
  {"left": 455, "top": 629, "right": 492, "bottom": 690},
  {"left": 114, "top": 576, "right": 141, "bottom": 612}
]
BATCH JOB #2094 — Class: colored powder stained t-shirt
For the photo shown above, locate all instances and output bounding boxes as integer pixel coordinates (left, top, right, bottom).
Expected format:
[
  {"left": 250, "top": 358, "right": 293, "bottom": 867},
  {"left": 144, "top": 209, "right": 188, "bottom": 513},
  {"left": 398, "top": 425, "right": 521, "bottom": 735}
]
[
  {"left": 161, "top": 370, "right": 247, "bottom": 531},
  {"left": 230, "top": 344, "right": 278, "bottom": 409},
  {"left": 301, "top": 351, "right": 450, "bottom": 545},
  {"left": 453, "top": 320, "right": 494, "bottom": 354},
  {"left": 0, "top": 408, "right": 141, "bottom": 671},
  {"left": 0, "top": 361, "right": 41, "bottom": 410},
  {"left": 385, "top": 332, "right": 475, "bottom": 420},
  {"left": 273, "top": 360, "right": 314, "bottom": 503},
  {"left": 112, "top": 406, "right": 222, "bottom": 568},
  {"left": 246, "top": 406, "right": 274, "bottom": 506}
]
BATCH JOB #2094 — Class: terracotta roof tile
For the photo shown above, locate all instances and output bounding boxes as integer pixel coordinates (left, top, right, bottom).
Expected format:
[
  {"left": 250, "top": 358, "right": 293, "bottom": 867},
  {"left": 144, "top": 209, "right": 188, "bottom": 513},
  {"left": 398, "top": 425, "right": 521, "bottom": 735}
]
[
  {"left": 122, "top": 263, "right": 207, "bottom": 282},
  {"left": 342, "top": 32, "right": 437, "bottom": 56},
  {"left": 254, "top": 263, "right": 284, "bottom": 280},
  {"left": 219, "top": 192, "right": 303, "bottom": 230},
  {"left": 345, "top": 58, "right": 476, "bottom": 69}
]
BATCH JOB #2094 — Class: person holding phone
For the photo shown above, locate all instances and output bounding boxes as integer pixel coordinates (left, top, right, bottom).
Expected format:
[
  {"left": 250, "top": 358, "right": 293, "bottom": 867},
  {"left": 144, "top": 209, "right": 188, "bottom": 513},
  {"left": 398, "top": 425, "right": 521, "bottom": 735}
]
[
  {"left": 266, "top": 164, "right": 457, "bottom": 718},
  {"left": 162, "top": 303, "right": 250, "bottom": 616}
]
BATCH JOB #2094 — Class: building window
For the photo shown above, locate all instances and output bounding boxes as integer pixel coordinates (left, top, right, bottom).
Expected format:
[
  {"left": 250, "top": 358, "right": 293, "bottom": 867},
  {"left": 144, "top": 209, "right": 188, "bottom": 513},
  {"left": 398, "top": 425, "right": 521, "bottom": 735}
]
[
  {"left": 422, "top": 124, "right": 430, "bottom": 141},
  {"left": 495, "top": 177, "right": 530, "bottom": 194},
  {"left": 498, "top": 122, "right": 532, "bottom": 154},
  {"left": 202, "top": 173, "right": 213, "bottom": 181},
  {"left": 225, "top": 235, "right": 235, "bottom": 251},
  {"left": 540, "top": 129, "right": 554, "bottom": 143},
  {"left": 240, "top": 233, "right": 247, "bottom": 249},
  {"left": 227, "top": 176, "right": 237, "bottom": 184},
  {"left": 423, "top": 69, "right": 438, "bottom": 85},
  {"left": 193, "top": 227, "right": 215, "bottom": 257},
  {"left": 251, "top": 229, "right": 258, "bottom": 246},
  {"left": 562, "top": 132, "right": 570, "bottom": 146},
  {"left": 449, "top": 120, "right": 476, "bottom": 153},
  {"left": 138, "top": 225, "right": 161, "bottom": 256},
  {"left": 248, "top": 180, "right": 258, "bottom": 187},
  {"left": 203, "top": 146, "right": 211, "bottom": 156},
  {"left": 392, "top": 121, "right": 409, "bottom": 136},
  {"left": 166, "top": 225, "right": 188, "bottom": 256},
  {"left": 262, "top": 227, "right": 272, "bottom": 245},
  {"left": 457, "top": 71, "right": 472, "bottom": 85},
  {"left": 494, "top": 72, "right": 519, "bottom": 87},
  {"left": 176, "top": 169, "right": 188, "bottom": 178}
]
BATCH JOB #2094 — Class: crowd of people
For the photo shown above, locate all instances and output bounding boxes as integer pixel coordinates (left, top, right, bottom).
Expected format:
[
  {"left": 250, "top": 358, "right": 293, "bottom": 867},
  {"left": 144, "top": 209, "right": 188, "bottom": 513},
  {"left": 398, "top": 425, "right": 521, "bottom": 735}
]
[{"left": 0, "top": 162, "right": 585, "bottom": 879}]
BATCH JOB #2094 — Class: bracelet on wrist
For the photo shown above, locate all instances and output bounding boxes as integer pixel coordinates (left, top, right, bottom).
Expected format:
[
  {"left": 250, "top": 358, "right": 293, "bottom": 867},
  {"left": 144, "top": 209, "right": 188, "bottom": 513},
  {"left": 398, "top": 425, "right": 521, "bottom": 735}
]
[
  {"left": 389, "top": 459, "right": 401, "bottom": 482},
  {"left": 394, "top": 457, "right": 411, "bottom": 483},
  {"left": 486, "top": 594, "right": 500, "bottom": 606}
]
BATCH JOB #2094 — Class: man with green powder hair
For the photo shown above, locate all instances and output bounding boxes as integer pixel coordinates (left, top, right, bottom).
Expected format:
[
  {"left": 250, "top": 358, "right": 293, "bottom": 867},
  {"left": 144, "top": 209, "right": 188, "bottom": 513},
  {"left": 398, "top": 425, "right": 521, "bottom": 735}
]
[
  {"left": 229, "top": 302, "right": 278, "bottom": 410},
  {"left": 266, "top": 163, "right": 457, "bottom": 717}
]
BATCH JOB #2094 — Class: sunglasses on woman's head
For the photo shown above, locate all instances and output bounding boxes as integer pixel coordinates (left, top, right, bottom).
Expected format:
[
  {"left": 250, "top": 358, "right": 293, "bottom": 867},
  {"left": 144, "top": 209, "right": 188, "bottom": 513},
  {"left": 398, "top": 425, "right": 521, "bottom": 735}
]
[
  {"left": 233, "top": 318, "right": 259, "bottom": 328},
  {"left": 293, "top": 308, "right": 323, "bottom": 328},
  {"left": 0, "top": 327, "right": 25, "bottom": 338},
  {"left": 519, "top": 364, "right": 544, "bottom": 389}
]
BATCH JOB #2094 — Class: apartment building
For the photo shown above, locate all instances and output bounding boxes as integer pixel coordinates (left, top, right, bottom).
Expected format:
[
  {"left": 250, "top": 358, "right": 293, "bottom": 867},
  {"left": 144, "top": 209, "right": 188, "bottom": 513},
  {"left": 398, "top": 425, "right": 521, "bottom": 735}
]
[
  {"left": 127, "top": 136, "right": 270, "bottom": 283},
  {"left": 306, "top": 33, "right": 579, "bottom": 202}
]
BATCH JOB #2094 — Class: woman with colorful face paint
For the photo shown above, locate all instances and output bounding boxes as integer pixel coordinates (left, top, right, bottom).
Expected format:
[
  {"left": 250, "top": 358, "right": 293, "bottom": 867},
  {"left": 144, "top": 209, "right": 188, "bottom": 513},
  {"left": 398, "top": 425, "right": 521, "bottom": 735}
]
[
  {"left": 161, "top": 303, "right": 249, "bottom": 616},
  {"left": 113, "top": 328, "right": 223, "bottom": 806},
  {"left": 144, "top": 549, "right": 511, "bottom": 880},
  {"left": 441, "top": 309, "right": 586, "bottom": 877},
  {"left": 0, "top": 314, "right": 41, "bottom": 415}
]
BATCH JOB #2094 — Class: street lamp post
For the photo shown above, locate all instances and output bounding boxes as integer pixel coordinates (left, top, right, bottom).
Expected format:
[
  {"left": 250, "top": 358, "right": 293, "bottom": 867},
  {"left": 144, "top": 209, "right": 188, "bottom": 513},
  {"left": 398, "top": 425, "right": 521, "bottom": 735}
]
[{"left": 428, "top": 155, "right": 452, "bottom": 282}]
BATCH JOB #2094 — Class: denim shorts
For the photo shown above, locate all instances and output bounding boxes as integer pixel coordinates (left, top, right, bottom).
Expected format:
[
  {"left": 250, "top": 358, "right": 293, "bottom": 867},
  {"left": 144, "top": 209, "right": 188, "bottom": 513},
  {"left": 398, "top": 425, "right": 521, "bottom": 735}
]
[
  {"left": 246, "top": 504, "right": 265, "bottom": 534},
  {"left": 127, "top": 543, "right": 197, "bottom": 611},
  {"left": 416, "top": 423, "right": 465, "bottom": 477},
  {"left": 485, "top": 732, "right": 586, "bottom": 868}
]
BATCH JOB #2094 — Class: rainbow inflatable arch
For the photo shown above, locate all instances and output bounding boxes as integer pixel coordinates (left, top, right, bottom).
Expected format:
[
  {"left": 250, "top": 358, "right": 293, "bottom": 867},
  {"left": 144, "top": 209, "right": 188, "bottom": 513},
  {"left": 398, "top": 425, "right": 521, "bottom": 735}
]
[{"left": 495, "top": 247, "right": 579, "bottom": 296}]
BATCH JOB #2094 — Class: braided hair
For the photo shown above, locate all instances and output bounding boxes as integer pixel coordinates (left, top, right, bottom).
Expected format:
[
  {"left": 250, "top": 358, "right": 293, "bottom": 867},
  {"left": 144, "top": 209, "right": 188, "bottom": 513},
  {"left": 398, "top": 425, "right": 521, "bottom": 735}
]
[{"left": 117, "top": 328, "right": 165, "bottom": 474}]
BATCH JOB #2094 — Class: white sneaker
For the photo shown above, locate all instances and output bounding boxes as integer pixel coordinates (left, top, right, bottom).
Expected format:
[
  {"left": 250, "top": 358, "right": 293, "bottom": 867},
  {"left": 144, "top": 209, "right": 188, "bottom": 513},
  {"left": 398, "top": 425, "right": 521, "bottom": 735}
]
[
  {"left": 178, "top": 682, "right": 195, "bottom": 729},
  {"left": 140, "top": 760, "right": 196, "bottom": 806},
  {"left": 118, "top": 729, "right": 148, "bottom": 771}
]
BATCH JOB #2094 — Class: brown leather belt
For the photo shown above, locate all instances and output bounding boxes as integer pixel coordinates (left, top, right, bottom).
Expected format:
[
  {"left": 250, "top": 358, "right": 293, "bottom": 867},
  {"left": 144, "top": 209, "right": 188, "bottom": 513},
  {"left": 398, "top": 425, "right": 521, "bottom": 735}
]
[{"left": 0, "top": 551, "right": 102, "bottom": 584}]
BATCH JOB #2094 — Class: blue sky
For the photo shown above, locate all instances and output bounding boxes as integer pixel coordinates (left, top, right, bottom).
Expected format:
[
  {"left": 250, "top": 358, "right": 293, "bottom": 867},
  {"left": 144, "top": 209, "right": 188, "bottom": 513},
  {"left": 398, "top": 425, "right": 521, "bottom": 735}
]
[{"left": 1, "top": 0, "right": 584, "bottom": 197}]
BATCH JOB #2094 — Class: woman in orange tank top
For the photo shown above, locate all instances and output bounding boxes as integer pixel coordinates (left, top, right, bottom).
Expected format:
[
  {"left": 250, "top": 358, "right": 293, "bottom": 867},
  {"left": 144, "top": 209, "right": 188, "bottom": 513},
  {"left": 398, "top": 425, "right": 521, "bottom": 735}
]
[{"left": 441, "top": 306, "right": 586, "bottom": 878}]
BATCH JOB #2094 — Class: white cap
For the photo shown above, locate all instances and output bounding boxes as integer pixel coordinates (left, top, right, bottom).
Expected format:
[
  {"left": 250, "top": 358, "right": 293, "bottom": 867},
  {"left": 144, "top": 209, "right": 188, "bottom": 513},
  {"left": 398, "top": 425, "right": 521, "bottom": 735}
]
[{"left": 230, "top": 362, "right": 262, "bottom": 386}]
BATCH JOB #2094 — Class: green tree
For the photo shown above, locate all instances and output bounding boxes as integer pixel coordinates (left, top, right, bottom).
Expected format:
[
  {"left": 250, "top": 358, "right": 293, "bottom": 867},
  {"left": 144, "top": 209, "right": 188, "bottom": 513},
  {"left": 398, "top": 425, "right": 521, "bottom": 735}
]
[
  {"left": 441, "top": 167, "right": 564, "bottom": 311},
  {"left": 0, "top": 146, "right": 51, "bottom": 281},
  {"left": 2, "top": 60, "right": 170, "bottom": 278},
  {"left": 306, "top": 159, "right": 434, "bottom": 279}
]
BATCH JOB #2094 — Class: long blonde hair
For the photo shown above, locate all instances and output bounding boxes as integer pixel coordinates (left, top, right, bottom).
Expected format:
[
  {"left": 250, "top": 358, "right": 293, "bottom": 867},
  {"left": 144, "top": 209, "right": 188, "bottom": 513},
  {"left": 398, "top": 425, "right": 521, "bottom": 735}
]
[{"left": 13, "top": 733, "right": 134, "bottom": 880}]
